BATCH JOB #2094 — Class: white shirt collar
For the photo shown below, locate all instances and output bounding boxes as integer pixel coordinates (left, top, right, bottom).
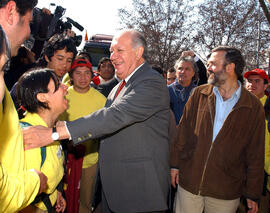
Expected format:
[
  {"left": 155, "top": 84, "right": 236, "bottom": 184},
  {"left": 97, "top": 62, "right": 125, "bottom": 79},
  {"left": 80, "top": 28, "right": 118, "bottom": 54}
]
[{"left": 124, "top": 63, "right": 145, "bottom": 83}]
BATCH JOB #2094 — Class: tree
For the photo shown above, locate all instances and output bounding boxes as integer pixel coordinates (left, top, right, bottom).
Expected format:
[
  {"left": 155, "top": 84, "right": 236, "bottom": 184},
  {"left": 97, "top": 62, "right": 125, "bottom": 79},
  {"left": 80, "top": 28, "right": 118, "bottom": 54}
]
[
  {"left": 259, "top": 0, "right": 270, "bottom": 25},
  {"left": 118, "top": 0, "right": 193, "bottom": 71},
  {"left": 190, "top": 0, "right": 270, "bottom": 70},
  {"left": 118, "top": 0, "right": 269, "bottom": 71}
]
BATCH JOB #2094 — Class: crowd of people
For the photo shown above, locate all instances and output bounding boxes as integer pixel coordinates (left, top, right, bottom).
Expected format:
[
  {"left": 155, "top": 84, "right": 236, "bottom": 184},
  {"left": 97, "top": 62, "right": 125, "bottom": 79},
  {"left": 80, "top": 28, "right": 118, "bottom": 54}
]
[{"left": 0, "top": 1, "right": 270, "bottom": 213}]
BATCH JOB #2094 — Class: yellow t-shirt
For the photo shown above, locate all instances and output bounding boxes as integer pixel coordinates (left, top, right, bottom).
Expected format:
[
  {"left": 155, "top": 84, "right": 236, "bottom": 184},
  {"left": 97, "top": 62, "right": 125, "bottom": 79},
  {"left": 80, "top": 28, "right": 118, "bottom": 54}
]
[
  {"left": 260, "top": 95, "right": 270, "bottom": 191},
  {"left": 59, "top": 86, "right": 106, "bottom": 168},
  {"left": 0, "top": 87, "right": 40, "bottom": 212},
  {"left": 21, "top": 113, "right": 65, "bottom": 210}
]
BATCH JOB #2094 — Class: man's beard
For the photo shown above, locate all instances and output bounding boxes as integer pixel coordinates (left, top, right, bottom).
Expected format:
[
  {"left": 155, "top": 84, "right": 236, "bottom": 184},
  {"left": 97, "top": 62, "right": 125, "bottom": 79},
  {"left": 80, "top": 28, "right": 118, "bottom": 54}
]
[{"left": 207, "top": 68, "right": 227, "bottom": 87}]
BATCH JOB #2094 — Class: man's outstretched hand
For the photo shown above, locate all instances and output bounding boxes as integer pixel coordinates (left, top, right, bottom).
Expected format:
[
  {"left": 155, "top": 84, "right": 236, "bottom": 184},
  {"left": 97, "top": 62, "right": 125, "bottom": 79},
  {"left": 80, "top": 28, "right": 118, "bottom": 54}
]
[{"left": 23, "top": 121, "right": 69, "bottom": 150}]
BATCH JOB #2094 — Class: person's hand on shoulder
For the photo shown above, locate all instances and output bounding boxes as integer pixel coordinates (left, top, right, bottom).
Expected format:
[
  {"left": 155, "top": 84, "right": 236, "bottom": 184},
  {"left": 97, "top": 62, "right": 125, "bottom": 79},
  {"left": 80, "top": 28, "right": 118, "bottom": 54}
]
[
  {"left": 23, "top": 125, "right": 53, "bottom": 150},
  {"left": 23, "top": 121, "right": 71, "bottom": 150}
]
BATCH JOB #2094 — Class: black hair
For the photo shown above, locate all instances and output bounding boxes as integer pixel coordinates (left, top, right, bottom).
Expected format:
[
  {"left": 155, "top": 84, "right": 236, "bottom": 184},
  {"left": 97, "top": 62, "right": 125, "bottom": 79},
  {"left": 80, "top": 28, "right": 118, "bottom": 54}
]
[
  {"left": 0, "top": 0, "right": 38, "bottom": 16},
  {"left": 78, "top": 51, "right": 92, "bottom": 63},
  {"left": 167, "top": 67, "right": 176, "bottom": 73},
  {"left": 38, "top": 33, "right": 77, "bottom": 67},
  {"left": 97, "top": 57, "right": 112, "bottom": 70},
  {"left": 16, "top": 68, "right": 60, "bottom": 113}
]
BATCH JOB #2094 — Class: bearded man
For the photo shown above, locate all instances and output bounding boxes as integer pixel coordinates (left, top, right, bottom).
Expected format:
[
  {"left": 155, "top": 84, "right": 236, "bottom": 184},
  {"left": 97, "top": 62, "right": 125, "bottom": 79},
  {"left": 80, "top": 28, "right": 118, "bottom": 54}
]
[{"left": 170, "top": 46, "right": 265, "bottom": 213}]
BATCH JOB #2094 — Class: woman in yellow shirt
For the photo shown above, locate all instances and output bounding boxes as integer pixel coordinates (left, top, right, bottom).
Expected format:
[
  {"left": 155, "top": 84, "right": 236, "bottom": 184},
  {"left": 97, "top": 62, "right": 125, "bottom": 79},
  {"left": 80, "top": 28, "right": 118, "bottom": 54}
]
[{"left": 17, "top": 68, "right": 68, "bottom": 213}]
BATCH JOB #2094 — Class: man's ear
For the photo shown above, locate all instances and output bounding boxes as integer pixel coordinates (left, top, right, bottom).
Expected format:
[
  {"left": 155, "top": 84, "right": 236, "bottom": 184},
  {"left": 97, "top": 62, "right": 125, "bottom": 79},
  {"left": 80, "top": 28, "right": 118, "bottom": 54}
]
[
  {"left": 45, "top": 55, "right": 50, "bottom": 63},
  {"left": 226, "top": 63, "right": 235, "bottom": 74},
  {"left": 135, "top": 46, "right": 144, "bottom": 60},
  {"left": 6, "top": 1, "right": 17, "bottom": 25},
  {"left": 37, "top": 93, "right": 48, "bottom": 103}
]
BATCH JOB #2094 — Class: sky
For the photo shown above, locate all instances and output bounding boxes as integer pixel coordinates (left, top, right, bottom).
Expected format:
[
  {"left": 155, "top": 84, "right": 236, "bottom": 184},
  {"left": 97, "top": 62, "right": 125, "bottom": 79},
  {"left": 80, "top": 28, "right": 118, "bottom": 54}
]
[{"left": 37, "top": 0, "right": 133, "bottom": 49}]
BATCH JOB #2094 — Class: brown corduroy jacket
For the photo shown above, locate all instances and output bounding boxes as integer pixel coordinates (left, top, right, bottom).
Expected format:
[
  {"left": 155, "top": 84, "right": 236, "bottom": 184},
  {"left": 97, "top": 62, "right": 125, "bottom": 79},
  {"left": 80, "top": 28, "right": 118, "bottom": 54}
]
[{"left": 170, "top": 84, "right": 265, "bottom": 200}]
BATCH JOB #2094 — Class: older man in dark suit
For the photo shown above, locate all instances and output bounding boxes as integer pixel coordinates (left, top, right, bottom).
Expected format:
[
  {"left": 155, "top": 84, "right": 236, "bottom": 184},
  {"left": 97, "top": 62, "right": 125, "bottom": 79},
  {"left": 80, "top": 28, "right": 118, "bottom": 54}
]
[{"left": 23, "top": 29, "right": 171, "bottom": 213}]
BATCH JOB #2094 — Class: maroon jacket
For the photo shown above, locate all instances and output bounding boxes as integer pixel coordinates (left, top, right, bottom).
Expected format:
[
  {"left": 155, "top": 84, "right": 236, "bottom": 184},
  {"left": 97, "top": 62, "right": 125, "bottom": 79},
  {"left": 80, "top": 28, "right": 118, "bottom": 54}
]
[{"left": 170, "top": 84, "right": 265, "bottom": 200}]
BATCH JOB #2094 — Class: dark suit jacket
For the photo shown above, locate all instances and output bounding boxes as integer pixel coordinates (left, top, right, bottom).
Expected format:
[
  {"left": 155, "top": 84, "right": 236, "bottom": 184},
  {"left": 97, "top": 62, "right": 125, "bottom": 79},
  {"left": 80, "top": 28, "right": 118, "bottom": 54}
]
[
  {"left": 97, "top": 77, "right": 119, "bottom": 97},
  {"left": 67, "top": 63, "right": 170, "bottom": 212}
]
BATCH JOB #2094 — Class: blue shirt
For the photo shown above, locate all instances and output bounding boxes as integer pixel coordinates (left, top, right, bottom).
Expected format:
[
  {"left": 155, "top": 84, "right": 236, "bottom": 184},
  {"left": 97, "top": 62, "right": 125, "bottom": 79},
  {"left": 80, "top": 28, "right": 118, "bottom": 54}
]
[
  {"left": 168, "top": 81, "right": 197, "bottom": 124},
  {"left": 212, "top": 82, "right": 242, "bottom": 142}
]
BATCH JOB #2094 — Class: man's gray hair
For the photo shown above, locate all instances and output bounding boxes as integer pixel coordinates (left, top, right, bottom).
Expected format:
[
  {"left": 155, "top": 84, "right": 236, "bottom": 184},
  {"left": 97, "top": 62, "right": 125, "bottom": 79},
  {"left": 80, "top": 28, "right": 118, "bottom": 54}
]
[
  {"left": 128, "top": 29, "right": 148, "bottom": 59},
  {"left": 174, "top": 56, "right": 199, "bottom": 82}
]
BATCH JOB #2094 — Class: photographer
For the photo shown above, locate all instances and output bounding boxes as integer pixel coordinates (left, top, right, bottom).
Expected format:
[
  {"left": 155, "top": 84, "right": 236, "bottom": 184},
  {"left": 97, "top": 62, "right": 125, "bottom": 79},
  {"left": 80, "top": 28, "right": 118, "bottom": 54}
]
[{"left": 30, "top": 5, "right": 83, "bottom": 59}]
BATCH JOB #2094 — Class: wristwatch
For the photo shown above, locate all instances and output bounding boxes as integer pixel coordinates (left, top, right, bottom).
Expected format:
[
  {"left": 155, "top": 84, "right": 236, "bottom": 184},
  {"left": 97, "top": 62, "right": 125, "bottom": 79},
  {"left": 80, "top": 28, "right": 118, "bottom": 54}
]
[{"left": 51, "top": 126, "right": 59, "bottom": 141}]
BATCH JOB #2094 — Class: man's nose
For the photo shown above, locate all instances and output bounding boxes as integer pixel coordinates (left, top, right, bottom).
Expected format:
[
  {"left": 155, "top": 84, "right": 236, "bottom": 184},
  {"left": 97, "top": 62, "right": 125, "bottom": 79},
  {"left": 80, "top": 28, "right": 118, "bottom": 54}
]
[
  {"left": 110, "top": 51, "right": 117, "bottom": 61},
  {"left": 63, "top": 61, "right": 68, "bottom": 68},
  {"left": 206, "top": 64, "right": 212, "bottom": 71}
]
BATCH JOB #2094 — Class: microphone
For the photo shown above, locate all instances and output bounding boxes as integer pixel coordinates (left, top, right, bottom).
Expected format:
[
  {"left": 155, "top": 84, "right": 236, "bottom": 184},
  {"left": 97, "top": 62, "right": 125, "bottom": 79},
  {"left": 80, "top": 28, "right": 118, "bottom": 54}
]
[{"left": 66, "top": 17, "right": 84, "bottom": 31}]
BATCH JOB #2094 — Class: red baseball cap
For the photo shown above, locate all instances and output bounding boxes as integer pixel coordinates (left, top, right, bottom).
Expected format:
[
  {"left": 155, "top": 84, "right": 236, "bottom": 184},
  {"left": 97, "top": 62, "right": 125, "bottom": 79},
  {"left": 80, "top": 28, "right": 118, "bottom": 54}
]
[
  {"left": 244, "top": 68, "right": 269, "bottom": 83},
  {"left": 71, "top": 58, "right": 92, "bottom": 71}
]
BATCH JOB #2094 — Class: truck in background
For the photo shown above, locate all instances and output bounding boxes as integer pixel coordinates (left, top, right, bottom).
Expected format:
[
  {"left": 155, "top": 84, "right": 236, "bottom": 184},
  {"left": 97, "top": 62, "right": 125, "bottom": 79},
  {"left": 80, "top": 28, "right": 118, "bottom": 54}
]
[{"left": 82, "top": 34, "right": 113, "bottom": 71}]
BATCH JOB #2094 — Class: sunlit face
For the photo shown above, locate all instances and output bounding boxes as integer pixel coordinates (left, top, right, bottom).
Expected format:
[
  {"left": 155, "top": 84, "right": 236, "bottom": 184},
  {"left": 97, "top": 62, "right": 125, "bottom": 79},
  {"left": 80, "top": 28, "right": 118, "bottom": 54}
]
[
  {"left": 245, "top": 75, "right": 267, "bottom": 98},
  {"left": 175, "top": 61, "right": 195, "bottom": 86},
  {"left": 46, "top": 79, "right": 68, "bottom": 115},
  {"left": 207, "top": 51, "right": 228, "bottom": 87},
  {"left": 46, "top": 48, "right": 74, "bottom": 79},
  {"left": 72, "top": 66, "right": 92, "bottom": 93},
  {"left": 167, "top": 71, "right": 176, "bottom": 85},
  {"left": 99, "top": 60, "right": 115, "bottom": 81},
  {"left": 8, "top": 10, "right": 33, "bottom": 56},
  {"left": 110, "top": 32, "right": 140, "bottom": 80}
]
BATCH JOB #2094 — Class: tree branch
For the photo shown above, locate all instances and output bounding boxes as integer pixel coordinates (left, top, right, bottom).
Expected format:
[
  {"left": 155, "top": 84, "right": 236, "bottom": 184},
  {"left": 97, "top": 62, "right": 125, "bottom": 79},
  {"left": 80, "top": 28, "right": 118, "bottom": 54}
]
[{"left": 259, "top": 0, "right": 270, "bottom": 25}]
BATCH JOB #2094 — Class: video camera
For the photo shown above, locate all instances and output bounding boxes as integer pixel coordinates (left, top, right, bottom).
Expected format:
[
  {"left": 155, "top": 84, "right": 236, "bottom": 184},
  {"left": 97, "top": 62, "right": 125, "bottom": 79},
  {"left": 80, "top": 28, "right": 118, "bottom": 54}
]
[{"left": 30, "top": 5, "right": 84, "bottom": 49}]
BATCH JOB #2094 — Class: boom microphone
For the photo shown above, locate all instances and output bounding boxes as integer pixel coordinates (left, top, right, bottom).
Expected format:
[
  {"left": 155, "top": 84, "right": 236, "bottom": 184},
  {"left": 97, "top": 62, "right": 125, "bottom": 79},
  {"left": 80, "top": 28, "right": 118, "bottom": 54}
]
[{"left": 66, "top": 17, "right": 84, "bottom": 31}]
